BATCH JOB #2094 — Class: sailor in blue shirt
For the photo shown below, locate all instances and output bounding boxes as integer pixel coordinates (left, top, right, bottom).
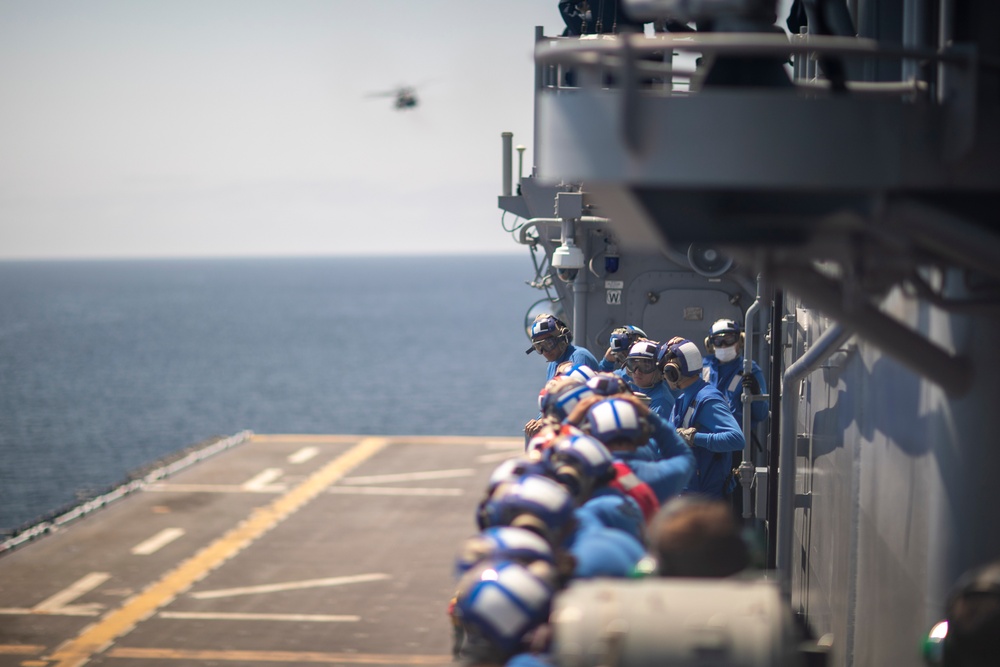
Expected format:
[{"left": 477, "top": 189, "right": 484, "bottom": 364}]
[
  {"left": 660, "top": 339, "right": 745, "bottom": 499},
  {"left": 701, "top": 319, "right": 768, "bottom": 427},
  {"left": 525, "top": 314, "right": 598, "bottom": 383},
  {"left": 596, "top": 325, "right": 646, "bottom": 375},
  {"left": 578, "top": 395, "right": 695, "bottom": 503},
  {"left": 623, "top": 340, "right": 676, "bottom": 418},
  {"left": 478, "top": 473, "right": 645, "bottom": 580}
]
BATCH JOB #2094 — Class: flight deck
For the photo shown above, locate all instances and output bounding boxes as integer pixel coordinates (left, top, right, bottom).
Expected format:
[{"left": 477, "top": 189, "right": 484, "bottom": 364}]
[{"left": 0, "top": 433, "right": 522, "bottom": 667}]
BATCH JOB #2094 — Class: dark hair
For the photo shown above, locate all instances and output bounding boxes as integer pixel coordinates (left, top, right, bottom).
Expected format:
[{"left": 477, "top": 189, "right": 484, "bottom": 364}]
[{"left": 649, "top": 497, "right": 749, "bottom": 578}]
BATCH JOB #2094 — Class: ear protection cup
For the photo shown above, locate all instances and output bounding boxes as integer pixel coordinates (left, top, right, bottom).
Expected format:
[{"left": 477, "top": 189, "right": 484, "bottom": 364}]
[{"left": 664, "top": 363, "right": 682, "bottom": 384}]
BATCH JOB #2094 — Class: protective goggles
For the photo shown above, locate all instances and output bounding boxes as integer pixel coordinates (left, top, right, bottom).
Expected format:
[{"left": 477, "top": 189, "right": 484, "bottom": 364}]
[
  {"left": 710, "top": 333, "right": 739, "bottom": 347},
  {"left": 625, "top": 359, "right": 657, "bottom": 374},
  {"left": 532, "top": 337, "right": 561, "bottom": 353}
]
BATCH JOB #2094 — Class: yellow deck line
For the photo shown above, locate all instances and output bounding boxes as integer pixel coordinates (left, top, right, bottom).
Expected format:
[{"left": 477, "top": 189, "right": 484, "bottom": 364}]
[
  {"left": 46, "top": 437, "right": 390, "bottom": 667},
  {"left": 106, "top": 647, "right": 452, "bottom": 664}
]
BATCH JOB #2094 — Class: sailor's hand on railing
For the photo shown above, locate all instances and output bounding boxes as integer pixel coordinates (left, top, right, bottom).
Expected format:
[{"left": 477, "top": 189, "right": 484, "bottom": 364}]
[{"left": 741, "top": 372, "right": 761, "bottom": 395}]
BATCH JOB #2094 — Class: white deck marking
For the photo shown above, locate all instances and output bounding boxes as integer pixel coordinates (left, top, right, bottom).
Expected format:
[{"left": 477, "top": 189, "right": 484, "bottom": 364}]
[
  {"left": 475, "top": 451, "right": 519, "bottom": 463},
  {"left": 32, "top": 572, "right": 110, "bottom": 614},
  {"left": 242, "top": 468, "right": 285, "bottom": 491},
  {"left": 108, "top": 647, "right": 453, "bottom": 664},
  {"left": 190, "top": 573, "right": 390, "bottom": 599},
  {"left": 328, "top": 487, "right": 463, "bottom": 497},
  {"left": 159, "top": 611, "right": 359, "bottom": 622},
  {"left": 131, "top": 528, "right": 185, "bottom": 556},
  {"left": 287, "top": 446, "right": 319, "bottom": 464},
  {"left": 341, "top": 468, "right": 474, "bottom": 485}
]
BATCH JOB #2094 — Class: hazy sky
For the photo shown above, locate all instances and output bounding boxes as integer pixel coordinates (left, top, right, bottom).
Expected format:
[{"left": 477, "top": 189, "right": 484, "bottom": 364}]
[{"left": 0, "top": 1, "right": 564, "bottom": 259}]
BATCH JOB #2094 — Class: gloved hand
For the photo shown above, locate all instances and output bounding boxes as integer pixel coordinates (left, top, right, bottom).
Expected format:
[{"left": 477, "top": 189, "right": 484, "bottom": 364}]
[
  {"left": 677, "top": 427, "right": 697, "bottom": 447},
  {"left": 741, "top": 372, "right": 761, "bottom": 395}
]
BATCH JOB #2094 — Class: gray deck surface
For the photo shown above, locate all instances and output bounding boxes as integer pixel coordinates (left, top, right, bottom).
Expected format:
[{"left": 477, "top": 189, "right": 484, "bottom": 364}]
[{"left": 0, "top": 434, "right": 522, "bottom": 667}]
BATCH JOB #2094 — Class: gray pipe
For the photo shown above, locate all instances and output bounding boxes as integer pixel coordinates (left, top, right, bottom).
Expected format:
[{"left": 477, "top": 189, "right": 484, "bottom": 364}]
[
  {"left": 768, "top": 265, "right": 972, "bottom": 396},
  {"left": 777, "top": 323, "right": 853, "bottom": 599},
  {"left": 502, "top": 132, "right": 513, "bottom": 197},
  {"left": 740, "top": 275, "right": 763, "bottom": 519}
]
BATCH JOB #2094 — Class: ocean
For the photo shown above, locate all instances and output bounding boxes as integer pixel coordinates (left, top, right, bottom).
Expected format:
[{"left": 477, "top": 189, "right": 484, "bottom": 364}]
[{"left": 0, "top": 255, "right": 550, "bottom": 535}]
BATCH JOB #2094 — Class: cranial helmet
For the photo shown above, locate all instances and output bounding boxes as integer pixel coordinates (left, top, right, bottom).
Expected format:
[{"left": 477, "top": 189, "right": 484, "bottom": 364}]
[
  {"left": 478, "top": 474, "right": 576, "bottom": 540},
  {"left": 455, "top": 527, "right": 555, "bottom": 577},
  {"left": 487, "top": 457, "right": 545, "bottom": 496},
  {"left": 627, "top": 340, "right": 660, "bottom": 360},
  {"left": 454, "top": 559, "right": 557, "bottom": 655},
  {"left": 562, "top": 364, "right": 597, "bottom": 383},
  {"left": 530, "top": 314, "right": 569, "bottom": 342},
  {"left": 544, "top": 433, "right": 616, "bottom": 500},
  {"left": 539, "top": 377, "right": 596, "bottom": 421},
  {"left": 609, "top": 325, "right": 647, "bottom": 353},
  {"left": 709, "top": 319, "right": 741, "bottom": 337},
  {"left": 705, "top": 319, "right": 744, "bottom": 354},
  {"left": 586, "top": 373, "right": 631, "bottom": 397},
  {"left": 584, "top": 398, "right": 649, "bottom": 446},
  {"left": 660, "top": 339, "right": 703, "bottom": 381}
]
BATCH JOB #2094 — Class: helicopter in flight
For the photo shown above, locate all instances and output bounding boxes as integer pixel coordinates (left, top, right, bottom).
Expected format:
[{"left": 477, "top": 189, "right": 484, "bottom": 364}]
[{"left": 365, "top": 85, "right": 419, "bottom": 110}]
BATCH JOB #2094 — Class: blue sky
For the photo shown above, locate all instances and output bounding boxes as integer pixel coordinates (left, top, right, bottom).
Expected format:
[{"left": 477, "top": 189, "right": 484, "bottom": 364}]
[{"left": 0, "top": 1, "right": 564, "bottom": 259}]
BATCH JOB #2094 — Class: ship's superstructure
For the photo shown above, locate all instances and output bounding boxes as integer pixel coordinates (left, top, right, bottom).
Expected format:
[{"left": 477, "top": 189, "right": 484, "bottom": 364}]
[{"left": 500, "top": 1, "right": 1000, "bottom": 665}]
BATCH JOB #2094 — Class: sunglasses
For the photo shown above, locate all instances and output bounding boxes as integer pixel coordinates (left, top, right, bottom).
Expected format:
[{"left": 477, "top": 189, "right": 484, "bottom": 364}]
[
  {"left": 711, "top": 333, "right": 739, "bottom": 347},
  {"left": 625, "top": 359, "right": 657, "bottom": 374},
  {"left": 532, "top": 337, "right": 561, "bottom": 353}
]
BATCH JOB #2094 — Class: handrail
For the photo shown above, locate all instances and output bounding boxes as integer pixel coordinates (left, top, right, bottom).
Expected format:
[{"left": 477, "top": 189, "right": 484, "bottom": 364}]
[
  {"left": 777, "top": 325, "right": 853, "bottom": 600},
  {"left": 739, "top": 275, "right": 763, "bottom": 519},
  {"left": 535, "top": 32, "right": 998, "bottom": 68}
]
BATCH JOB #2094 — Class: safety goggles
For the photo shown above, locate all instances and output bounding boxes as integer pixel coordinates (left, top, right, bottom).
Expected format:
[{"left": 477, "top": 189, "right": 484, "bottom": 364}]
[
  {"left": 532, "top": 337, "right": 561, "bottom": 353},
  {"left": 625, "top": 359, "right": 657, "bottom": 374},
  {"left": 711, "top": 333, "right": 739, "bottom": 347}
]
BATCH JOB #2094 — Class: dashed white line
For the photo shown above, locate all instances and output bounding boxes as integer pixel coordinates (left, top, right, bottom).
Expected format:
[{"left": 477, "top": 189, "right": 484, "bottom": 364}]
[
  {"left": 329, "top": 487, "right": 463, "bottom": 497},
  {"left": 288, "top": 447, "right": 319, "bottom": 464},
  {"left": 190, "top": 573, "right": 390, "bottom": 599},
  {"left": 131, "top": 528, "right": 185, "bottom": 556},
  {"left": 241, "top": 468, "right": 284, "bottom": 491},
  {"left": 341, "top": 469, "right": 475, "bottom": 485},
  {"left": 159, "top": 611, "right": 359, "bottom": 622}
]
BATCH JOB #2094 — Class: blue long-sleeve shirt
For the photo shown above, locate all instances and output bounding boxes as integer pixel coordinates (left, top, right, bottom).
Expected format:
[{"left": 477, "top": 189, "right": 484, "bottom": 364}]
[
  {"left": 626, "top": 379, "right": 676, "bottom": 418},
  {"left": 669, "top": 378, "right": 745, "bottom": 498},
  {"left": 613, "top": 412, "right": 695, "bottom": 503},
  {"left": 702, "top": 355, "right": 768, "bottom": 426},
  {"left": 564, "top": 520, "right": 645, "bottom": 578},
  {"left": 546, "top": 344, "right": 599, "bottom": 382}
]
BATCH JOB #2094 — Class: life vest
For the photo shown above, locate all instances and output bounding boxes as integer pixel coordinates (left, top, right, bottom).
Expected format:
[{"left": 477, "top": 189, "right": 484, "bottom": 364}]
[{"left": 609, "top": 461, "right": 660, "bottom": 522}]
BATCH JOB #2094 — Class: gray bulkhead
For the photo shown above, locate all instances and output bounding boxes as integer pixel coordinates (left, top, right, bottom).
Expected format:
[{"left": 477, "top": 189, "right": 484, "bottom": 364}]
[{"left": 499, "top": 1, "right": 1000, "bottom": 665}]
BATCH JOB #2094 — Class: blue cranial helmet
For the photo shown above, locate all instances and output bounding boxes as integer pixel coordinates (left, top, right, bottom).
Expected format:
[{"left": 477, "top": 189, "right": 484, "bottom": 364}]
[
  {"left": 562, "top": 364, "right": 597, "bottom": 383},
  {"left": 709, "top": 319, "right": 740, "bottom": 337},
  {"left": 539, "top": 377, "right": 596, "bottom": 421},
  {"left": 627, "top": 340, "right": 660, "bottom": 361},
  {"left": 454, "top": 527, "right": 555, "bottom": 577},
  {"left": 478, "top": 474, "right": 576, "bottom": 539},
  {"left": 454, "top": 559, "right": 556, "bottom": 655},
  {"left": 586, "top": 373, "right": 631, "bottom": 396},
  {"left": 609, "top": 325, "right": 647, "bottom": 353},
  {"left": 530, "top": 314, "right": 567, "bottom": 341},
  {"left": 663, "top": 339, "right": 703, "bottom": 377},
  {"left": 543, "top": 433, "right": 615, "bottom": 499},
  {"left": 584, "top": 398, "right": 647, "bottom": 446}
]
